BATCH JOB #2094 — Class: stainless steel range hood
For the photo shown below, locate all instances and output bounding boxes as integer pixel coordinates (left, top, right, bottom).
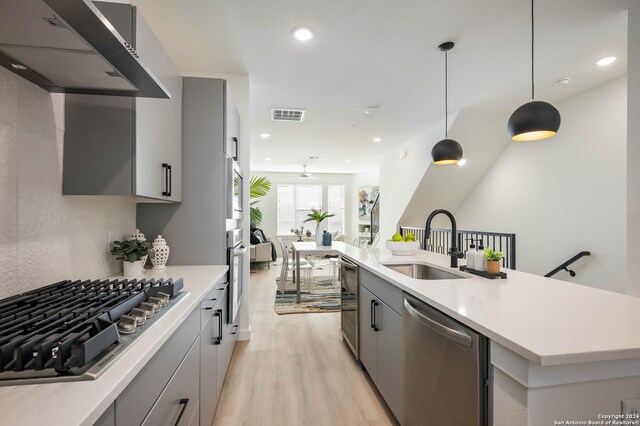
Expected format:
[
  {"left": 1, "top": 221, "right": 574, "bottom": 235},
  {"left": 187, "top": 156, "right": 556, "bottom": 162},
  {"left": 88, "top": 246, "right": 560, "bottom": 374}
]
[{"left": 0, "top": 0, "right": 170, "bottom": 98}]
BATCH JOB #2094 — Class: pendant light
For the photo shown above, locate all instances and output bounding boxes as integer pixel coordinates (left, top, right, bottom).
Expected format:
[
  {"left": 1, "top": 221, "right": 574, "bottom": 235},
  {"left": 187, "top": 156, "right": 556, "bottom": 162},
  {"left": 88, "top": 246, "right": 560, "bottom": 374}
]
[
  {"left": 507, "top": 0, "right": 561, "bottom": 141},
  {"left": 431, "top": 42, "right": 463, "bottom": 165}
]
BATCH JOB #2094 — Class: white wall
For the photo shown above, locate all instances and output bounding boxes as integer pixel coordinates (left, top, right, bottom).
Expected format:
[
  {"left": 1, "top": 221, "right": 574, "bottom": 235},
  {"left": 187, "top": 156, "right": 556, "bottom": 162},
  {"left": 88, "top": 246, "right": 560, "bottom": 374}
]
[
  {"left": 627, "top": 4, "right": 640, "bottom": 297},
  {"left": 455, "top": 77, "right": 627, "bottom": 293},
  {"left": 379, "top": 116, "right": 453, "bottom": 239},
  {"left": 0, "top": 67, "right": 136, "bottom": 298}
]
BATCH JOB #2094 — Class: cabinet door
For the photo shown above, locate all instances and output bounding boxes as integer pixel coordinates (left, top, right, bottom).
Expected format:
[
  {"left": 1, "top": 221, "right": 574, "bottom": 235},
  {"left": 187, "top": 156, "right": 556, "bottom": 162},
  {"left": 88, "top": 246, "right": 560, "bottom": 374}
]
[
  {"left": 134, "top": 12, "right": 183, "bottom": 202},
  {"left": 142, "top": 336, "right": 201, "bottom": 426},
  {"left": 358, "top": 284, "right": 377, "bottom": 382},
  {"left": 376, "top": 301, "right": 404, "bottom": 422},
  {"left": 224, "top": 83, "right": 241, "bottom": 161},
  {"left": 200, "top": 311, "right": 220, "bottom": 426}
]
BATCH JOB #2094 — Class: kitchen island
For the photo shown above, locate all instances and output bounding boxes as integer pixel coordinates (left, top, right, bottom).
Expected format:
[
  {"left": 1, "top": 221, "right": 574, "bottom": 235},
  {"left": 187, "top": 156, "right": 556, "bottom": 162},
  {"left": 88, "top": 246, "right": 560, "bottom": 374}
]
[
  {"left": 332, "top": 242, "right": 640, "bottom": 425},
  {"left": 0, "top": 265, "right": 228, "bottom": 426}
]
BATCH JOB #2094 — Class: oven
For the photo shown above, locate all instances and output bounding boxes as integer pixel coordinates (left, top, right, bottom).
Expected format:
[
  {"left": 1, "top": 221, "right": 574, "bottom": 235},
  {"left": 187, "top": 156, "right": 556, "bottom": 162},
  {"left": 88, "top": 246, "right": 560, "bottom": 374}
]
[
  {"left": 227, "top": 228, "right": 247, "bottom": 324},
  {"left": 227, "top": 157, "right": 244, "bottom": 219}
]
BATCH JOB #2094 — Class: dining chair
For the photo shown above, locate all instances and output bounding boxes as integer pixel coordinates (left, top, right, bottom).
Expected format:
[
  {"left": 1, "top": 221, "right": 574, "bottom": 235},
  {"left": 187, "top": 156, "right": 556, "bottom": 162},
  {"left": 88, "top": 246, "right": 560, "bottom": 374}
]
[{"left": 277, "top": 239, "right": 313, "bottom": 296}]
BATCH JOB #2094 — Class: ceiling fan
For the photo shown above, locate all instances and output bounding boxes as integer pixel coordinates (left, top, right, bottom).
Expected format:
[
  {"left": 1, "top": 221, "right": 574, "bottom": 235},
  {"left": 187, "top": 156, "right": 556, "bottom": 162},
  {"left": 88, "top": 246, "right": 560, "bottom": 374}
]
[{"left": 300, "top": 164, "right": 319, "bottom": 179}]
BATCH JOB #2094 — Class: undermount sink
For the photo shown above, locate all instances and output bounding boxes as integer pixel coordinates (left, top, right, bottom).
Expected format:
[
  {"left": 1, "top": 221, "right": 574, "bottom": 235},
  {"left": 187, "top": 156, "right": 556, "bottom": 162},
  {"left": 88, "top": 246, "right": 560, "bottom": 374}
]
[{"left": 382, "top": 263, "right": 467, "bottom": 280}]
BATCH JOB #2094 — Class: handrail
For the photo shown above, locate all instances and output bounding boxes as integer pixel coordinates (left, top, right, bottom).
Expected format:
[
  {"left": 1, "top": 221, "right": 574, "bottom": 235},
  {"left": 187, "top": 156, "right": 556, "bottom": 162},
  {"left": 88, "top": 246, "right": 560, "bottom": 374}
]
[
  {"left": 399, "top": 226, "right": 517, "bottom": 270},
  {"left": 544, "top": 251, "right": 591, "bottom": 278}
]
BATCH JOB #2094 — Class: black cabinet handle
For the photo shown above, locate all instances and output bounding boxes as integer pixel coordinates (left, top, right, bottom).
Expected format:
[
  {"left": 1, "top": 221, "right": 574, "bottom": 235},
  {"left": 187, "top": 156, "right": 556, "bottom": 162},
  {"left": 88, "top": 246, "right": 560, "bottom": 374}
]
[
  {"left": 162, "top": 163, "right": 169, "bottom": 196},
  {"left": 230, "top": 324, "right": 238, "bottom": 335},
  {"left": 370, "top": 300, "right": 375, "bottom": 329},
  {"left": 174, "top": 398, "right": 189, "bottom": 425},
  {"left": 232, "top": 137, "right": 238, "bottom": 161},
  {"left": 214, "top": 309, "right": 222, "bottom": 345},
  {"left": 167, "top": 164, "right": 172, "bottom": 197},
  {"left": 371, "top": 300, "right": 379, "bottom": 331}
]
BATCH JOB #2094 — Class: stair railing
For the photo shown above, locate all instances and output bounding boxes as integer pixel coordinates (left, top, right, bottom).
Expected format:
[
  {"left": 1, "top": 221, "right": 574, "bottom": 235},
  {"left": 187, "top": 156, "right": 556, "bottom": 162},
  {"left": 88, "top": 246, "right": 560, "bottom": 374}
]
[{"left": 544, "top": 251, "right": 591, "bottom": 278}]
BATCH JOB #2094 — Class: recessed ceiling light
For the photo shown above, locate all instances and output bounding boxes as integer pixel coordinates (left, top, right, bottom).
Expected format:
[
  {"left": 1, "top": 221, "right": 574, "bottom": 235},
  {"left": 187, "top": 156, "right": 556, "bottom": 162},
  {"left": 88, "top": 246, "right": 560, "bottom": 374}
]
[
  {"left": 596, "top": 56, "right": 616, "bottom": 66},
  {"left": 364, "top": 106, "right": 380, "bottom": 116},
  {"left": 264, "top": 157, "right": 272, "bottom": 161},
  {"left": 457, "top": 158, "right": 467, "bottom": 166},
  {"left": 554, "top": 77, "right": 571, "bottom": 86},
  {"left": 260, "top": 133, "right": 270, "bottom": 139},
  {"left": 291, "top": 26, "right": 315, "bottom": 41},
  {"left": 372, "top": 137, "right": 382, "bottom": 143},
  {"left": 345, "top": 160, "right": 352, "bottom": 163}
]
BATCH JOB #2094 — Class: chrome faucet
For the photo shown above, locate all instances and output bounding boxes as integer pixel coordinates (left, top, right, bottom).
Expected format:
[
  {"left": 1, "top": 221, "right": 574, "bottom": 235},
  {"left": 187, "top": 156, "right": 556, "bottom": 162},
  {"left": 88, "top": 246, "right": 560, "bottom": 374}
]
[{"left": 424, "top": 209, "right": 464, "bottom": 268}]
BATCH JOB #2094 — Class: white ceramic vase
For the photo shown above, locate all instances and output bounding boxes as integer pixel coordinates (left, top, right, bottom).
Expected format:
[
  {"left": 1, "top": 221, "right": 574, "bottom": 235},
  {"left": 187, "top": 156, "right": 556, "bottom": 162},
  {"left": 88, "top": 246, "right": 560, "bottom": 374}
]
[
  {"left": 123, "top": 260, "right": 144, "bottom": 277},
  {"left": 151, "top": 235, "right": 170, "bottom": 270},
  {"left": 315, "top": 221, "right": 325, "bottom": 246}
]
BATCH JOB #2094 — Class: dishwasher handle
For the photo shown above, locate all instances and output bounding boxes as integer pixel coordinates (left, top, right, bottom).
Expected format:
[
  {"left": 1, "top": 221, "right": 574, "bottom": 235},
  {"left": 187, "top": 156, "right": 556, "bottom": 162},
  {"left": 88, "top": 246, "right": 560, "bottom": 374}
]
[{"left": 404, "top": 298, "right": 472, "bottom": 348}]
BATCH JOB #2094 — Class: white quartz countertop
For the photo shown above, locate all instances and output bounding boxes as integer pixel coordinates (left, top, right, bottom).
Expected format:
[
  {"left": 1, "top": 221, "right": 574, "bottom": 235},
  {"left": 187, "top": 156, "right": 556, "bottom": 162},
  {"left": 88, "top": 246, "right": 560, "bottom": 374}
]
[
  {"left": 334, "top": 242, "right": 640, "bottom": 367},
  {"left": 0, "top": 265, "right": 228, "bottom": 426}
]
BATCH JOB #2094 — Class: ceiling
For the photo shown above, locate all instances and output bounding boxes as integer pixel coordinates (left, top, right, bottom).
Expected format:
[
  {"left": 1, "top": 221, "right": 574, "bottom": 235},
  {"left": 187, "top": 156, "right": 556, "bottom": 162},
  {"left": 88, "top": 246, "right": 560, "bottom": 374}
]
[{"left": 132, "top": 0, "right": 629, "bottom": 173}]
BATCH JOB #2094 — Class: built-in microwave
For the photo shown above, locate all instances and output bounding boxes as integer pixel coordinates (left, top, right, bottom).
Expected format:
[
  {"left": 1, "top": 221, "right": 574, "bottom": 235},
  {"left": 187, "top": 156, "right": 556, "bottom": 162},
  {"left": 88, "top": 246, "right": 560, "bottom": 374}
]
[{"left": 227, "top": 156, "right": 243, "bottom": 219}]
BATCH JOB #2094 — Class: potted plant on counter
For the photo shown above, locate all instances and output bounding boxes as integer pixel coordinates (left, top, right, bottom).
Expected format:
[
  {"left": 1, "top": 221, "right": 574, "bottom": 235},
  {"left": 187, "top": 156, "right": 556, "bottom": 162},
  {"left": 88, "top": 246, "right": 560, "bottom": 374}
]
[
  {"left": 484, "top": 248, "right": 503, "bottom": 274},
  {"left": 110, "top": 239, "right": 155, "bottom": 277},
  {"left": 304, "top": 208, "right": 335, "bottom": 246}
]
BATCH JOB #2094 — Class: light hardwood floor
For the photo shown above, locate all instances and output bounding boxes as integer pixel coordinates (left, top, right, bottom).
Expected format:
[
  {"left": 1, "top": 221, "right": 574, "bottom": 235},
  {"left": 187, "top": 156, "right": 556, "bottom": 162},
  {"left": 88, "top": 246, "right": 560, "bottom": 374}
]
[{"left": 212, "top": 264, "right": 396, "bottom": 426}]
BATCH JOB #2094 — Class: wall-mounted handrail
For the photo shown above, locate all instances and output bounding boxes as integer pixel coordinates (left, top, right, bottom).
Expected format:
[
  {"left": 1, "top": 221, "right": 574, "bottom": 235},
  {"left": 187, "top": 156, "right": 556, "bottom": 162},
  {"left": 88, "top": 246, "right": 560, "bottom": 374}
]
[
  {"left": 544, "top": 251, "right": 591, "bottom": 278},
  {"left": 399, "top": 226, "right": 517, "bottom": 270}
]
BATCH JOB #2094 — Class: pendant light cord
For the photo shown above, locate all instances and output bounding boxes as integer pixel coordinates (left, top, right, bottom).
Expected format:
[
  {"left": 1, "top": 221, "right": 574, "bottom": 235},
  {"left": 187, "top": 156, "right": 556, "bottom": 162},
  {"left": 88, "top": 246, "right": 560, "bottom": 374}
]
[
  {"left": 531, "top": 0, "right": 535, "bottom": 100},
  {"left": 445, "top": 49, "right": 448, "bottom": 137}
]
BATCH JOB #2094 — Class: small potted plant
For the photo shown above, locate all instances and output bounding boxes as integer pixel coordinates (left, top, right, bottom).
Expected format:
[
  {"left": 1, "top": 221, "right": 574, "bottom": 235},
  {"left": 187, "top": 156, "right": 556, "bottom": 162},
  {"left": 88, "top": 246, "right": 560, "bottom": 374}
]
[
  {"left": 484, "top": 248, "right": 503, "bottom": 274},
  {"left": 110, "top": 239, "right": 155, "bottom": 277},
  {"left": 304, "top": 208, "right": 335, "bottom": 246}
]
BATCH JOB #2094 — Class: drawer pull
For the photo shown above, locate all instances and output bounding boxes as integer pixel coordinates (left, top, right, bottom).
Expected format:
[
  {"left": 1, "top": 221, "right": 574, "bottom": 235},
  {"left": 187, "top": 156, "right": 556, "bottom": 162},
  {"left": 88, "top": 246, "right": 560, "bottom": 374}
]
[
  {"left": 174, "top": 398, "right": 189, "bottom": 425},
  {"left": 214, "top": 309, "right": 222, "bottom": 345}
]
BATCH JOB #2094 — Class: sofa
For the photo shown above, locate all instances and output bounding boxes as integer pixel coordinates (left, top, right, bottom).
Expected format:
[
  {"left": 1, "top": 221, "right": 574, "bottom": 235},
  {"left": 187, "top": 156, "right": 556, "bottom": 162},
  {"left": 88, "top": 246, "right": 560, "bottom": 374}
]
[{"left": 250, "top": 227, "right": 277, "bottom": 271}]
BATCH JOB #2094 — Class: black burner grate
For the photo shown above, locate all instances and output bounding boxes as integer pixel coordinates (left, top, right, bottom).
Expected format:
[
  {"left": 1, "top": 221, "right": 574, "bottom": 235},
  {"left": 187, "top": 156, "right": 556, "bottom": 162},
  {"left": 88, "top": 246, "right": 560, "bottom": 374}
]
[{"left": 0, "top": 277, "right": 183, "bottom": 380}]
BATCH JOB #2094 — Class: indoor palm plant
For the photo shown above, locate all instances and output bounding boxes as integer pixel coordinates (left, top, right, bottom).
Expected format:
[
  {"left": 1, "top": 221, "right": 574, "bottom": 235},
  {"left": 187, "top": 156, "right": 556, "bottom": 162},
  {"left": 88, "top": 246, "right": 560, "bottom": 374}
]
[
  {"left": 249, "top": 176, "right": 272, "bottom": 228},
  {"left": 110, "top": 239, "right": 155, "bottom": 277},
  {"left": 304, "top": 208, "right": 335, "bottom": 245},
  {"left": 484, "top": 248, "right": 503, "bottom": 274}
]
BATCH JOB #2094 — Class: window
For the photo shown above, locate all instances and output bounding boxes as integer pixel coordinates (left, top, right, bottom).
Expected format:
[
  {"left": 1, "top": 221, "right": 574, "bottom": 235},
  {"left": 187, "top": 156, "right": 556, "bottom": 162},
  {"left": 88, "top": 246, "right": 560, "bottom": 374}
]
[
  {"left": 277, "top": 184, "right": 322, "bottom": 234},
  {"left": 327, "top": 184, "right": 345, "bottom": 234}
]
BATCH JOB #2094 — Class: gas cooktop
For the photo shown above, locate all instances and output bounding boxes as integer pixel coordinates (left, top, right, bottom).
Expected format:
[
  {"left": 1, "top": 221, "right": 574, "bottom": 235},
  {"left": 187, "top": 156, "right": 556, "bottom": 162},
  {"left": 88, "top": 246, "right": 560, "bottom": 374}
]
[{"left": 0, "top": 277, "right": 186, "bottom": 386}]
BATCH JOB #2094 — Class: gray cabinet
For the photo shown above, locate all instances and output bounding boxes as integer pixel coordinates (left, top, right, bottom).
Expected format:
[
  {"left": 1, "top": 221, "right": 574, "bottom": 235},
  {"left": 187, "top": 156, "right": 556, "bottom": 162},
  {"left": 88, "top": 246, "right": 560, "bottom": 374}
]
[
  {"left": 143, "top": 336, "right": 201, "bottom": 425},
  {"left": 358, "top": 282, "right": 404, "bottom": 422},
  {"left": 137, "top": 77, "right": 239, "bottom": 266},
  {"left": 63, "top": 2, "right": 182, "bottom": 202},
  {"left": 358, "top": 285, "right": 378, "bottom": 382},
  {"left": 94, "top": 403, "right": 115, "bottom": 426},
  {"left": 217, "top": 286, "right": 238, "bottom": 398},
  {"left": 200, "top": 292, "right": 222, "bottom": 426},
  {"left": 115, "top": 308, "right": 199, "bottom": 426}
]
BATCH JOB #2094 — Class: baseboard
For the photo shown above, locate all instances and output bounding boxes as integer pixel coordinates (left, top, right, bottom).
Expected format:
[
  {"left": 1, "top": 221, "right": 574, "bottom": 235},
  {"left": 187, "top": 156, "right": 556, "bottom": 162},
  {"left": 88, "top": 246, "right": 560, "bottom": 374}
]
[{"left": 237, "top": 326, "right": 251, "bottom": 341}]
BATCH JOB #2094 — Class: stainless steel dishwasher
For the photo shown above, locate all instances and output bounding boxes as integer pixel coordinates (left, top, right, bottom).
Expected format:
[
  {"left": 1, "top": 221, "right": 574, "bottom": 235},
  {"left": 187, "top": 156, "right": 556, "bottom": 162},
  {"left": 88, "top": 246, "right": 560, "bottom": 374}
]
[
  {"left": 339, "top": 256, "right": 359, "bottom": 359},
  {"left": 403, "top": 293, "right": 489, "bottom": 425}
]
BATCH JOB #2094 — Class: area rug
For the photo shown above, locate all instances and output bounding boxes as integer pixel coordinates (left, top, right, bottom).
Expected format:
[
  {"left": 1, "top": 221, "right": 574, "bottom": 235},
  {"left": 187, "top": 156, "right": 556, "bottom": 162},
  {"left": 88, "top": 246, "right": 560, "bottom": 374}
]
[{"left": 274, "top": 262, "right": 341, "bottom": 315}]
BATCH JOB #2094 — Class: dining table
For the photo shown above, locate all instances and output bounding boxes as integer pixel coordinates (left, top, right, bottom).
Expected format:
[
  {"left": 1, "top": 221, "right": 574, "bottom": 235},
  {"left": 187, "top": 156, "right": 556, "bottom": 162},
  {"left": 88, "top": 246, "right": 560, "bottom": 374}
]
[{"left": 291, "top": 241, "right": 347, "bottom": 303}]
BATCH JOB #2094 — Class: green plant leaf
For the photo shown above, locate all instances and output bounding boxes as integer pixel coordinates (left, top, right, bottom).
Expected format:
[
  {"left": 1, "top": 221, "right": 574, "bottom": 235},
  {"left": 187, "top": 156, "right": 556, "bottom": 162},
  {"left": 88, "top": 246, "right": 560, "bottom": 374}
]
[
  {"left": 249, "top": 176, "right": 272, "bottom": 199},
  {"left": 250, "top": 206, "right": 263, "bottom": 227}
]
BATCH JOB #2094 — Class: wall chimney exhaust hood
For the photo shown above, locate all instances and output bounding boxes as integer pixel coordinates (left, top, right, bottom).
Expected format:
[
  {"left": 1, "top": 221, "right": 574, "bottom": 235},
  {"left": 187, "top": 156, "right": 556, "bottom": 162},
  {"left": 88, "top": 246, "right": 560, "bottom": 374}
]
[{"left": 0, "top": 0, "right": 170, "bottom": 98}]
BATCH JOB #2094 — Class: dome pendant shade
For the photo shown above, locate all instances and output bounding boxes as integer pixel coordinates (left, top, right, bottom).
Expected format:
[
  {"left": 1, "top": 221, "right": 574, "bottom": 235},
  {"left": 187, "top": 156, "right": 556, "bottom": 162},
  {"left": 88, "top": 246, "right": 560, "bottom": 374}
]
[
  {"left": 431, "top": 138, "right": 463, "bottom": 164},
  {"left": 507, "top": 100, "right": 561, "bottom": 141}
]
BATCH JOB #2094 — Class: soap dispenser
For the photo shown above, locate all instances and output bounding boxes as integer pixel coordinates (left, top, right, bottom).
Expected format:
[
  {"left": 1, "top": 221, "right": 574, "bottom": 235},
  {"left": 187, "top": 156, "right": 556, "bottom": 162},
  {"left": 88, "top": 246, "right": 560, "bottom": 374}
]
[
  {"left": 476, "top": 243, "right": 486, "bottom": 271},
  {"left": 466, "top": 241, "right": 476, "bottom": 270}
]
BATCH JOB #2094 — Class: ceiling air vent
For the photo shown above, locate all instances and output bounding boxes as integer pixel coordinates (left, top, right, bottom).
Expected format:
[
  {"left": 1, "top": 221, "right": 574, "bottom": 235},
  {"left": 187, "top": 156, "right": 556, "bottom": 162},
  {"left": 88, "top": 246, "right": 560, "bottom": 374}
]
[{"left": 271, "top": 108, "right": 306, "bottom": 122}]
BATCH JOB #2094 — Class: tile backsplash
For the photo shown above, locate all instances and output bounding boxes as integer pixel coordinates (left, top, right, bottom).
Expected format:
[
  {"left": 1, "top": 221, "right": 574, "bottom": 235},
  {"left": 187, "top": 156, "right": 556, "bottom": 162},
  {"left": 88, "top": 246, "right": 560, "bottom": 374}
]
[{"left": 0, "top": 67, "right": 136, "bottom": 298}]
